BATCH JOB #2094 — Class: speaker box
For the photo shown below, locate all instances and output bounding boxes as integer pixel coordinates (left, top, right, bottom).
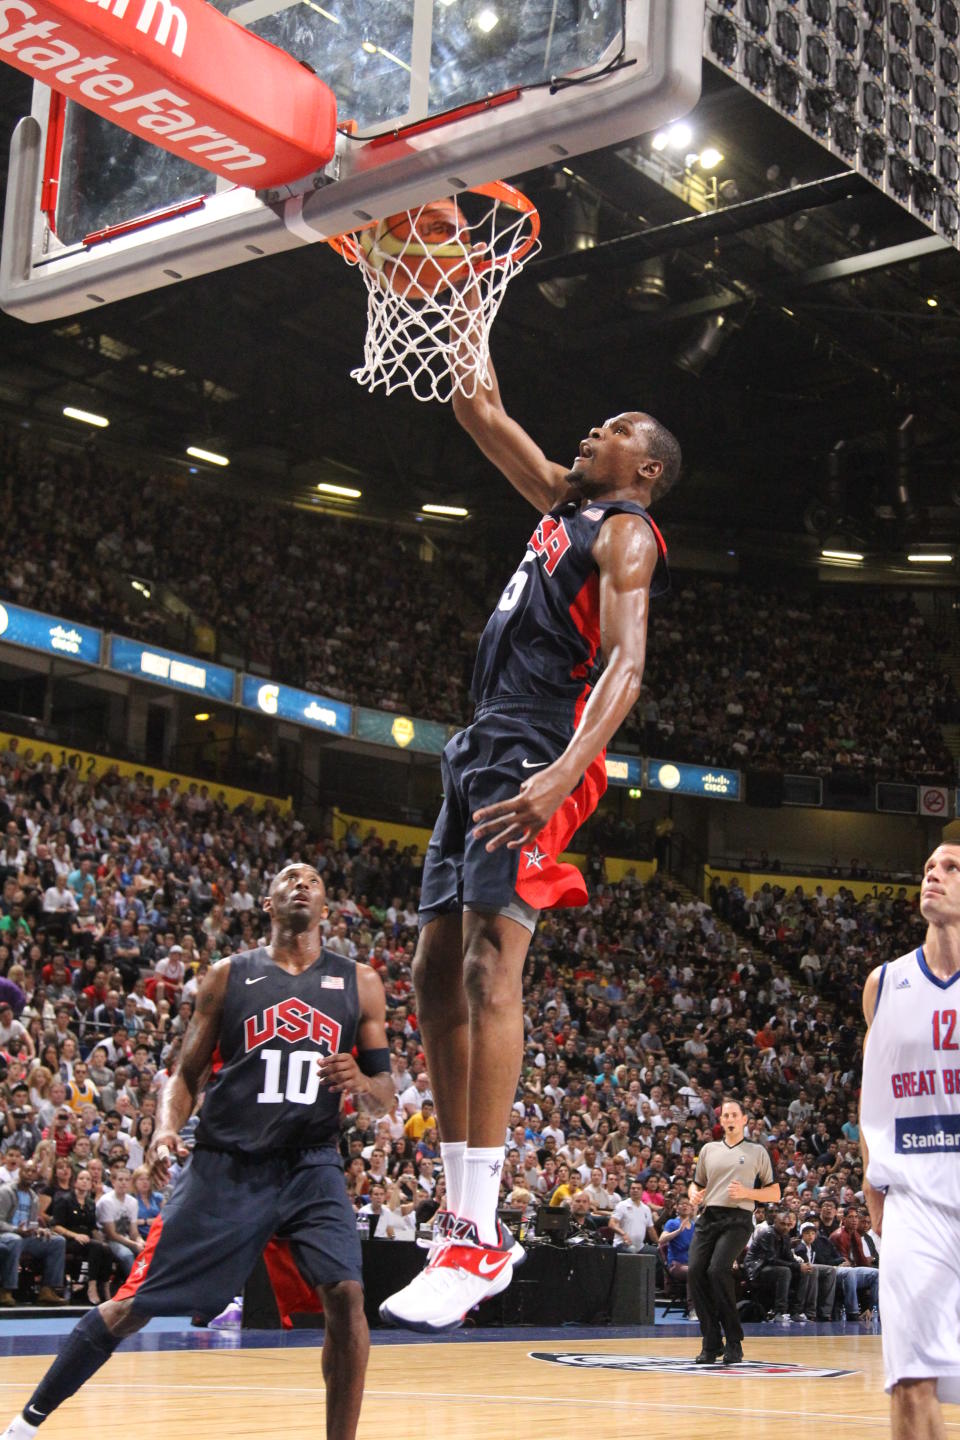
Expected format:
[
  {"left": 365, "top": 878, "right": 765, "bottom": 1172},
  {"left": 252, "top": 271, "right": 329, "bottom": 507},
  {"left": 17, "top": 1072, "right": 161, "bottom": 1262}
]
[{"left": 609, "top": 1251, "right": 656, "bottom": 1325}]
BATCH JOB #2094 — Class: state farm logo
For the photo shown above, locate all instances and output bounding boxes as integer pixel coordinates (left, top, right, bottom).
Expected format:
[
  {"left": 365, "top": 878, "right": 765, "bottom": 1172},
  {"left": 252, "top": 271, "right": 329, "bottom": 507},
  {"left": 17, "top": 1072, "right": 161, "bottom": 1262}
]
[
  {"left": 529, "top": 1353, "right": 855, "bottom": 1379},
  {"left": 0, "top": 0, "right": 267, "bottom": 174},
  {"left": 244, "top": 997, "right": 342, "bottom": 1055},
  {"left": 87, "top": 0, "right": 188, "bottom": 58}
]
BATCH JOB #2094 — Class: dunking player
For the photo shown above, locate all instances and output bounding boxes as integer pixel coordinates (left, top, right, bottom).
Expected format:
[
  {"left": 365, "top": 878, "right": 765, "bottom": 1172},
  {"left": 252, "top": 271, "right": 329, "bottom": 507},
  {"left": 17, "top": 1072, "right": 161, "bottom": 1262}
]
[
  {"left": 381, "top": 317, "right": 678, "bottom": 1328},
  {"left": 1, "top": 864, "right": 393, "bottom": 1440},
  {"left": 861, "top": 843, "right": 960, "bottom": 1440}
]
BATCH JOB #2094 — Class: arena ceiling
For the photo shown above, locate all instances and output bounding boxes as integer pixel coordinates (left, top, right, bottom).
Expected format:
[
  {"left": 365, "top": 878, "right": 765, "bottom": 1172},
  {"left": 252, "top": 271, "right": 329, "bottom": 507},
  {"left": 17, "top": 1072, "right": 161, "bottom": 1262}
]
[{"left": 2, "top": 60, "right": 960, "bottom": 569}]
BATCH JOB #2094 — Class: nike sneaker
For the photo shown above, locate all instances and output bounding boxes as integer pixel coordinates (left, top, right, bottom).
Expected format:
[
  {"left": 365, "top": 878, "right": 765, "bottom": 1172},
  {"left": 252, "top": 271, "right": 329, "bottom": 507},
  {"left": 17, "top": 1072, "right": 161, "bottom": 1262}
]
[{"left": 380, "top": 1221, "right": 519, "bottom": 1331}]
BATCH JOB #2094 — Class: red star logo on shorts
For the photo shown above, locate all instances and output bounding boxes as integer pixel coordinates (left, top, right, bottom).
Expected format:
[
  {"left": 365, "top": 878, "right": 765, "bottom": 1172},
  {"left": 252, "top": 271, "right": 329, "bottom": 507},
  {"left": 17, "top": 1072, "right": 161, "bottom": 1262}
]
[{"left": 522, "top": 844, "right": 547, "bottom": 871}]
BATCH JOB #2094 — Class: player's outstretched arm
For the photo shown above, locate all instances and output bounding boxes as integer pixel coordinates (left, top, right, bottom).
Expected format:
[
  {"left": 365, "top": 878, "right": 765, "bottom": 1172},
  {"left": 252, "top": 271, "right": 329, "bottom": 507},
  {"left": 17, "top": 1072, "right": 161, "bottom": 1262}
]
[
  {"left": 449, "top": 287, "right": 569, "bottom": 512},
  {"left": 316, "top": 964, "right": 394, "bottom": 1117},
  {"left": 473, "top": 515, "right": 657, "bottom": 850},
  {"left": 149, "top": 959, "right": 231, "bottom": 1183}
]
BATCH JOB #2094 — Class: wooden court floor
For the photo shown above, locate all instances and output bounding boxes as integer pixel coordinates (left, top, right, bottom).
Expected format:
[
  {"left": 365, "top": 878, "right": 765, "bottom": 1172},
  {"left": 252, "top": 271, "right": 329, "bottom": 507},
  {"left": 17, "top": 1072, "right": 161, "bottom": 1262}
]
[{"left": 1, "top": 1333, "right": 958, "bottom": 1440}]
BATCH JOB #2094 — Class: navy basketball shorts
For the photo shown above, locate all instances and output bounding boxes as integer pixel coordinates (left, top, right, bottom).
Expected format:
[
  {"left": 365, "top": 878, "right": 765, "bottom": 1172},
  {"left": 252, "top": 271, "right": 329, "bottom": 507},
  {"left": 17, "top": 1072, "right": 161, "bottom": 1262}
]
[
  {"left": 419, "top": 697, "right": 583, "bottom": 931},
  {"left": 123, "top": 1145, "right": 362, "bottom": 1319}
]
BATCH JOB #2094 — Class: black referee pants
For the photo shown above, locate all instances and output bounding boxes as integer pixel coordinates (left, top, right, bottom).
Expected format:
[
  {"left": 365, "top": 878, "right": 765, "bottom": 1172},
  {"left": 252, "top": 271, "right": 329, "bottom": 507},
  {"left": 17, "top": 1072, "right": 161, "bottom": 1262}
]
[{"left": 687, "top": 1206, "right": 754, "bottom": 1352}]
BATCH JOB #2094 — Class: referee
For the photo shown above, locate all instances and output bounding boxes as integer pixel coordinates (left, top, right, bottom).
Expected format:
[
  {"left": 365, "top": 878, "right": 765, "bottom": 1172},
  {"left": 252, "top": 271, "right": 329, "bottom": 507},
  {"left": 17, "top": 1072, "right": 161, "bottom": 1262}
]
[{"left": 687, "top": 1096, "right": 780, "bottom": 1365}]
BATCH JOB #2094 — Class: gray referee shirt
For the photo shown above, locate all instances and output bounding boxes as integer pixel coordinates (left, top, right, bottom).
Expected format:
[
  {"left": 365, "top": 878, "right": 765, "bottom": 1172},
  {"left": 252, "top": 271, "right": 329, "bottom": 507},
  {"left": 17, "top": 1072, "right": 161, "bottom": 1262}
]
[{"left": 693, "top": 1139, "right": 774, "bottom": 1212}]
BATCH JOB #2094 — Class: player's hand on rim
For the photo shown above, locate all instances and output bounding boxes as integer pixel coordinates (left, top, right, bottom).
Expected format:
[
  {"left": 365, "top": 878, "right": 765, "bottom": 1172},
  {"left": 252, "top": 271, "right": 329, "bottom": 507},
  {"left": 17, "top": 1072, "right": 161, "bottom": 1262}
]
[{"left": 472, "top": 769, "right": 569, "bottom": 852}]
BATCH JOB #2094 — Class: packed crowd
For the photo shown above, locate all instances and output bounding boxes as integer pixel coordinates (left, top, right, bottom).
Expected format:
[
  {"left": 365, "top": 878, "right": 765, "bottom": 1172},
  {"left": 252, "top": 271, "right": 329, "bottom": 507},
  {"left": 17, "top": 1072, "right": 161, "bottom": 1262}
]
[
  {"left": 622, "top": 576, "right": 956, "bottom": 783},
  {"left": 1, "top": 423, "right": 956, "bottom": 782},
  {"left": 0, "top": 424, "right": 476, "bottom": 722},
  {"left": 0, "top": 733, "right": 901, "bottom": 1316}
]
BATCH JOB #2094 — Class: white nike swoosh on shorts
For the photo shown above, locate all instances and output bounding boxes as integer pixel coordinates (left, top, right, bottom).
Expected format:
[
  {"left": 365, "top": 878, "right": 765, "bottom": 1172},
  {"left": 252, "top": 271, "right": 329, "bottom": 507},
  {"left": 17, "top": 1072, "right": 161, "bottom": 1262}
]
[{"left": 521, "top": 760, "right": 548, "bottom": 769}]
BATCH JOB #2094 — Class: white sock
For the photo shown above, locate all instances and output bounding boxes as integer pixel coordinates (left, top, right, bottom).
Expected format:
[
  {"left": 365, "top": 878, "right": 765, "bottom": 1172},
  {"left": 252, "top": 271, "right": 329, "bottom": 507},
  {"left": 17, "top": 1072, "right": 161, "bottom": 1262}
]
[
  {"left": 2, "top": 1417, "right": 39, "bottom": 1440},
  {"left": 440, "top": 1141, "right": 466, "bottom": 1215},
  {"left": 459, "top": 1146, "right": 505, "bottom": 1246}
]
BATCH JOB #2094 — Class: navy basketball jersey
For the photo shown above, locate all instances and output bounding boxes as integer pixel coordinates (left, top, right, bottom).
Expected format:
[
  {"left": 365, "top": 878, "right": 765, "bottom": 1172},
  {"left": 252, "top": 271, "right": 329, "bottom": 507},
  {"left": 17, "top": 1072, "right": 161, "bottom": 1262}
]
[
  {"left": 471, "top": 498, "right": 669, "bottom": 712},
  {"left": 195, "top": 947, "right": 360, "bottom": 1155}
]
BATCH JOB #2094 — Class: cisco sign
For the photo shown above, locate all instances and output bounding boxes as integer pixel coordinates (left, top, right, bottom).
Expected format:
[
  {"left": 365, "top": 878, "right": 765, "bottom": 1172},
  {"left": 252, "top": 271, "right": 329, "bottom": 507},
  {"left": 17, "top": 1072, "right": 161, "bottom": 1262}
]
[
  {"left": 0, "top": 601, "right": 101, "bottom": 664},
  {"left": 646, "top": 760, "right": 741, "bottom": 801},
  {"left": 242, "top": 676, "right": 351, "bottom": 735}
]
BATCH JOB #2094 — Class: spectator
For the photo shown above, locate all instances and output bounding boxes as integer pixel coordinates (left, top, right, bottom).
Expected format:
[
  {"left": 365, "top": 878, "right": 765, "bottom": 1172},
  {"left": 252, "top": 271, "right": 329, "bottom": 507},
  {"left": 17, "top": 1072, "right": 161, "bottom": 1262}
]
[
  {"left": 566, "top": 1191, "right": 608, "bottom": 1242},
  {"left": 743, "top": 1209, "right": 815, "bottom": 1324},
  {"left": 830, "top": 1211, "right": 880, "bottom": 1321},
  {"left": 95, "top": 1163, "right": 144, "bottom": 1280},
  {"left": 660, "top": 1196, "right": 696, "bottom": 1303},
  {"left": 49, "top": 1166, "right": 115, "bottom": 1304},
  {"left": 793, "top": 1219, "right": 838, "bottom": 1322},
  {"left": 0, "top": 1158, "right": 67, "bottom": 1305},
  {"left": 0, "top": 1004, "right": 33, "bottom": 1059},
  {"left": 131, "top": 1166, "right": 164, "bottom": 1239},
  {"left": 609, "top": 1180, "right": 658, "bottom": 1253}
]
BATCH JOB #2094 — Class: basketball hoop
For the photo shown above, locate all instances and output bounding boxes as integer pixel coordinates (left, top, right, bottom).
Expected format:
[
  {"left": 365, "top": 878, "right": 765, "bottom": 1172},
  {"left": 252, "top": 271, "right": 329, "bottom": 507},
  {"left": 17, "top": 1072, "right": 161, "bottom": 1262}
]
[{"left": 327, "top": 180, "right": 540, "bottom": 404}]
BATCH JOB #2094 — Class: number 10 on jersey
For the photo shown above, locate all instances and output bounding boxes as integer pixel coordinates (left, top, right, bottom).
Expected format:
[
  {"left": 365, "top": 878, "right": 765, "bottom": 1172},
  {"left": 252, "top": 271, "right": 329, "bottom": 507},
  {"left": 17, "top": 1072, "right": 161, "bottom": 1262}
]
[{"left": 256, "top": 1048, "right": 323, "bottom": 1105}]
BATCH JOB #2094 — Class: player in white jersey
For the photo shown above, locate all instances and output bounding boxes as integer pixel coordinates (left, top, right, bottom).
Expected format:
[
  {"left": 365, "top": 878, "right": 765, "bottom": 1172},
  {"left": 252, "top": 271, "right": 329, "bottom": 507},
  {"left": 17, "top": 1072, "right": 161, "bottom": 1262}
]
[{"left": 861, "top": 843, "right": 960, "bottom": 1440}]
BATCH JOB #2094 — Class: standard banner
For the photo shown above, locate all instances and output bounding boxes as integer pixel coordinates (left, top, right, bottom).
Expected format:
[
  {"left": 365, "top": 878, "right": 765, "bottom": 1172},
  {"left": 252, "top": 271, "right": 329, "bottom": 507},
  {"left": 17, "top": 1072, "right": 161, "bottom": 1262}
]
[{"left": 0, "top": 0, "right": 337, "bottom": 187}]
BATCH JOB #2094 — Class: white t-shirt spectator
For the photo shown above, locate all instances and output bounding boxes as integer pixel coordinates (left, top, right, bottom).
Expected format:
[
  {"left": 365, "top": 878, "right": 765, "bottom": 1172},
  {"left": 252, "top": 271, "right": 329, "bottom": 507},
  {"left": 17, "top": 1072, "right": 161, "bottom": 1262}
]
[
  {"left": 399, "top": 1082, "right": 433, "bottom": 1111},
  {"left": 155, "top": 954, "right": 185, "bottom": 986},
  {"left": 96, "top": 1187, "right": 139, "bottom": 1238},
  {"left": 0, "top": 1017, "right": 30, "bottom": 1051},
  {"left": 611, "top": 1196, "right": 654, "bottom": 1248},
  {"left": 359, "top": 1202, "right": 415, "bottom": 1241},
  {"left": 43, "top": 884, "right": 78, "bottom": 913}
]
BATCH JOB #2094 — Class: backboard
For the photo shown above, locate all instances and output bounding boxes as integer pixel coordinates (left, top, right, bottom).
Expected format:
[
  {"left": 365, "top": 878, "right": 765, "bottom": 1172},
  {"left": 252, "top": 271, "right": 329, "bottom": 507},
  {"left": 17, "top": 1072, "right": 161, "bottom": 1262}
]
[{"left": 1, "top": 0, "right": 703, "bottom": 322}]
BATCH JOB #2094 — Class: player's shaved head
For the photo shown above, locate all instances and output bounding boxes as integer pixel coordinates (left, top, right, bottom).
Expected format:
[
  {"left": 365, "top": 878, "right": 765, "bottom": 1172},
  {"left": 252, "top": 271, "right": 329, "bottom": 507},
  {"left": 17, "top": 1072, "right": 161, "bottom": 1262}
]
[
  {"left": 635, "top": 413, "right": 682, "bottom": 500},
  {"left": 270, "top": 863, "right": 324, "bottom": 896}
]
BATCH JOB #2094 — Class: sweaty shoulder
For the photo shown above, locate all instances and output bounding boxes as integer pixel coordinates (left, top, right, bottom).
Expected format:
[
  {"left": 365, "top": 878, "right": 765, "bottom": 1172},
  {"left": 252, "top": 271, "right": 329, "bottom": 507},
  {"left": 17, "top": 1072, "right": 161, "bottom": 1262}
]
[
  {"left": 355, "top": 960, "right": 385, "bottom": 1005},
  {"left": 592, "top": 511, "right": 660, "bottom": 580}
]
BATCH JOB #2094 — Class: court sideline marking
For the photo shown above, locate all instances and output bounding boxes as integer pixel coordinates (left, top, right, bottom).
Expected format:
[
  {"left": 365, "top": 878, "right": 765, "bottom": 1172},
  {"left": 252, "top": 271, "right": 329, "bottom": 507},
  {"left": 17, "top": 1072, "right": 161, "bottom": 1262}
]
[{"left": 0, "top": 1379, "right": 953, "bottom": 1429}]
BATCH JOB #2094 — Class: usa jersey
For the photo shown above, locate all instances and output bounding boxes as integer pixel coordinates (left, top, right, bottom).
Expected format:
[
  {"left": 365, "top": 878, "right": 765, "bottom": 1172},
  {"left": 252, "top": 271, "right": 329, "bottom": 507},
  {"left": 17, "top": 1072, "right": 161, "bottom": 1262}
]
[
  {"left": 472, "top": 498, "right": 669, "bottom": 712},
  {"left": 195, "top": 947, "right": 359, "bottom": 1155},
  {"left": 861, "top": 946, "right": 960, "bottom": 1208}
]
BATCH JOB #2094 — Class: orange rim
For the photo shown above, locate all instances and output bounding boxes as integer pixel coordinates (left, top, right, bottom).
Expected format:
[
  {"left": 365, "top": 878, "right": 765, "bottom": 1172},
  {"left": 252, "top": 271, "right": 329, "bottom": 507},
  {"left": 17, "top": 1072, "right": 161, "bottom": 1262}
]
[{"left": 326, "top": 179, "right": 540, "bottom": 269}]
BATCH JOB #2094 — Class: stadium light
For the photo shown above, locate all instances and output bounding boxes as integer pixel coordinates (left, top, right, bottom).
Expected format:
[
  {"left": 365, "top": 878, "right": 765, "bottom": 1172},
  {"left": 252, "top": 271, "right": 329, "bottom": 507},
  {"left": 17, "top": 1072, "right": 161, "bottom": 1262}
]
[
  {"left": 317, "top": 482, "right": 362, "bottom": 499},
  {"left": 186, "top": 445, "right": 229, "bottom": 467},
  {"left": 63, "top": 406, "right": 109, "bottom": 428},
  {"left": 907, "top": 553, "right": 954, "bottom": 563},
  {"left": 422, "top": 504, "right": 469, "bottom": 517},
  {"left": 705, "top": 0, "right": 960, "bottom": 245},
  {"left": 821, "top": 549, "right": 864, "bottom": 562}
]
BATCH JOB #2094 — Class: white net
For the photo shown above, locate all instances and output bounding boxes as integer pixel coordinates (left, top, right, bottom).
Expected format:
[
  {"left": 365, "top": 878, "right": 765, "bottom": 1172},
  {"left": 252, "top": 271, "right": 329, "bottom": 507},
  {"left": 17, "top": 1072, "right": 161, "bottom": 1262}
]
[{"left": 331, "top": 183, "right": 540, "bottom": 404}]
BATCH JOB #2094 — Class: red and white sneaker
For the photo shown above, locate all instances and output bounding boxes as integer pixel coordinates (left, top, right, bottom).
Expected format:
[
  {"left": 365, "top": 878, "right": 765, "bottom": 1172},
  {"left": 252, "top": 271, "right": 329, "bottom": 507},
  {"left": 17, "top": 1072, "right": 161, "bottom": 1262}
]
[
  {"left": 380, "top": 1221, "right": 521, "bottom": 1332},
  {"left": 417, "top": 1212, "right": 525, "bottom": 1267}
]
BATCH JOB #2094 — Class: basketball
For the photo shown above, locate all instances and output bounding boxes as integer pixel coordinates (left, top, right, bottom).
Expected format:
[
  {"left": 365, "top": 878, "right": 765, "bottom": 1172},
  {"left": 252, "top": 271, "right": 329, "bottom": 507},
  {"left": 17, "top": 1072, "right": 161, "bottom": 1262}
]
[{"left": 359, "top": 199, "right": 470, "bottom": 302}]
